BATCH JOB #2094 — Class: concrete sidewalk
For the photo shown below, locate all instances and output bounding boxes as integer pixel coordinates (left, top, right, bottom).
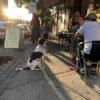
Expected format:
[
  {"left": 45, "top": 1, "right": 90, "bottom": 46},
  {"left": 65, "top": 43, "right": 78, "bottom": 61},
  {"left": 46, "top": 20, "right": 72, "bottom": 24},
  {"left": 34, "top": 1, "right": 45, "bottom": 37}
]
[
  {"left": 44, "top": 37, "right": 100, "bottom": 100},
  {"left": 0, "top": 37, "right": 100, "bottom": 100},
  {"left": 0, "top": 39, "right": 59, "bottom": 100}
]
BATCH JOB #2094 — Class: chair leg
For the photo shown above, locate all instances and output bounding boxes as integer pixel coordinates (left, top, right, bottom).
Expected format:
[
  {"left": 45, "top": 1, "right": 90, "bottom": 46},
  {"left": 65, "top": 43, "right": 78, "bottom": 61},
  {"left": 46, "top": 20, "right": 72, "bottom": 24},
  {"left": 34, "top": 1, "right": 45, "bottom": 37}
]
[
  {"left": 70, "top": 44, "right": 72, "bottom": 58},
  {"left": 76, "top": 47, "right": 80, "bottom": 68},
  {"left": 83, "top": 59, "right": 87, "bottom": 84}
]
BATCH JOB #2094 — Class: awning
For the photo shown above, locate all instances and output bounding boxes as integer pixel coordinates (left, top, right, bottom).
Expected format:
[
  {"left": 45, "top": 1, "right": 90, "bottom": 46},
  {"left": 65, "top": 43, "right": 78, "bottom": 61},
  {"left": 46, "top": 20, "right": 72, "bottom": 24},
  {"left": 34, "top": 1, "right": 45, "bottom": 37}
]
[{"left": 39, "top": 0, "right": 65, "bottom": 9}]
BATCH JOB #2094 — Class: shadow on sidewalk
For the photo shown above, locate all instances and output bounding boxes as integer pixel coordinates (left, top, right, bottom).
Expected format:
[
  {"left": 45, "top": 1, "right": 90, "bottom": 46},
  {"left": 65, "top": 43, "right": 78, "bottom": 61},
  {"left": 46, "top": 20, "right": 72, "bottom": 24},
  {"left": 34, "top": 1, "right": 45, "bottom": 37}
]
[{"left": 44, "top": 37, "right": 100, "bottom": 99}]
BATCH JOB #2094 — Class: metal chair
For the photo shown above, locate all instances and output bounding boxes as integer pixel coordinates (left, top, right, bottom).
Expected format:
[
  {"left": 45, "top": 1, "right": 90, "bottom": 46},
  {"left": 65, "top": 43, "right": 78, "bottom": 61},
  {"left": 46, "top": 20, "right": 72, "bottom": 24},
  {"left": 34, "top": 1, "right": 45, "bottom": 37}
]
[
  {"left": 69, "top": 35, "right": 78, "bottom": 59},
  {"left": 56, "top": 31, "right": 64, "bottom": 45},
  {"left": 76, "top": 41, "right": 100, "bottom": 83}
]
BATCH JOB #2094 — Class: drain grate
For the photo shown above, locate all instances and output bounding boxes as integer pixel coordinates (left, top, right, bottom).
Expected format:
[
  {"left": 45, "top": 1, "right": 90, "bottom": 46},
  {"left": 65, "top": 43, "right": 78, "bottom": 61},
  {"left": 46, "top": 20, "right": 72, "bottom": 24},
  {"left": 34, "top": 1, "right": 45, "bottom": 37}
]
[{"left": 0, "top": 56, "right": 13, "bottom": 65}]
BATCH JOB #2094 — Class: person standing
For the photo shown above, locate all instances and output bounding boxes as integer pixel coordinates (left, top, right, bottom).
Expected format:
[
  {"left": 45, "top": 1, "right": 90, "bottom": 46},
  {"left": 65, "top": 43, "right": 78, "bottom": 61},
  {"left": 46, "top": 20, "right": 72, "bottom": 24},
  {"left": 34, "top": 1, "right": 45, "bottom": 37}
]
[
  {"left": 43, "top": 23, "right": 49, "bottom": 41},
  {"left": 30, "top": 14, "right": 41, "bottom": 44}
]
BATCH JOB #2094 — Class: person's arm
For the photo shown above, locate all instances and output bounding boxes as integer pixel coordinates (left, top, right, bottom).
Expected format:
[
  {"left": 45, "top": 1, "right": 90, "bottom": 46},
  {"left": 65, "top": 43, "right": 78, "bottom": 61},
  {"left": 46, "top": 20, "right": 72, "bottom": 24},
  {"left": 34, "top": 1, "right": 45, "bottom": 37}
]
[
  {"left": 75, "top": 26, "right": 84, "bottom": 40},
  {"left": 75, "top": 32, "right": 84, "bottom": 39}
]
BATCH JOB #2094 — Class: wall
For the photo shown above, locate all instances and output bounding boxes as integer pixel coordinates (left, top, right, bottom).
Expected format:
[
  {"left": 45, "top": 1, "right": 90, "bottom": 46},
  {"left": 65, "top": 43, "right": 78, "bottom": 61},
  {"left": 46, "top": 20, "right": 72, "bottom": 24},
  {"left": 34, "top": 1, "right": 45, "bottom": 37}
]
[{"left": 0, "top": 0, "right": 8, "bottom": 21}]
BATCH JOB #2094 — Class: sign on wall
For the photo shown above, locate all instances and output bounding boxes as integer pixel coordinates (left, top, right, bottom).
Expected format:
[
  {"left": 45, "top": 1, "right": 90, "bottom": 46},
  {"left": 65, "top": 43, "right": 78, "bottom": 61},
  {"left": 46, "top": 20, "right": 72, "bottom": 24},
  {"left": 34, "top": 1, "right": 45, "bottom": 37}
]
[{"left": 4, "top": 27, "right": 20, "bottom": 48}]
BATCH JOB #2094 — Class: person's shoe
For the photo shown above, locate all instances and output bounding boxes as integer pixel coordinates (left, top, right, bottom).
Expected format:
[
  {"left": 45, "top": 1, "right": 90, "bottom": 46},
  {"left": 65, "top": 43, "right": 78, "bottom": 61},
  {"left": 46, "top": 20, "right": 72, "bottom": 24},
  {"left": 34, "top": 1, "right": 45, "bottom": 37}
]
[{"left": 15, "top": 68, "right": 23, "bottom": 72}]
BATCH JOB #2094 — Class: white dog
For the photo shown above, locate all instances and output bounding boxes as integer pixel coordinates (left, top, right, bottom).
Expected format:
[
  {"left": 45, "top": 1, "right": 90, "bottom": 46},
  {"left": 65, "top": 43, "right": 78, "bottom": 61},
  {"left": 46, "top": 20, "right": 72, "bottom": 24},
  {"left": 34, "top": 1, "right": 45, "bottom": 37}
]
[{"left": 16, "top": 38, "right": 46, "bottom": 71}]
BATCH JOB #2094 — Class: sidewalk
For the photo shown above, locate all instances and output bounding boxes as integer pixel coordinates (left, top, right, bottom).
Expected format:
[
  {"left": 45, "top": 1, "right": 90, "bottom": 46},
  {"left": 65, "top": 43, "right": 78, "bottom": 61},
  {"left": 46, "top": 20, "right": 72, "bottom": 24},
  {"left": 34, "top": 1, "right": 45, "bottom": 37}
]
[
  {"left": 0, "top": 36, "right": 100, "bottom": 100},
  {"left": 0, "top": 39, "right": 59, "bottom": 100},
  {"left": 44, "top": 35, "right": 100, "bottom": 100}
]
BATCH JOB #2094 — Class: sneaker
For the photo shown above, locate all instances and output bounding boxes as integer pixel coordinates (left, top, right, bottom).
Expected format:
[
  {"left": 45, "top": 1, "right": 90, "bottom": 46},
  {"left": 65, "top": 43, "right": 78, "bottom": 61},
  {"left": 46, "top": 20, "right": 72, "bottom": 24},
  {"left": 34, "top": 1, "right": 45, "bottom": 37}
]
[{"left": 15, "top": 68, "right": 23, "bottom": 72}]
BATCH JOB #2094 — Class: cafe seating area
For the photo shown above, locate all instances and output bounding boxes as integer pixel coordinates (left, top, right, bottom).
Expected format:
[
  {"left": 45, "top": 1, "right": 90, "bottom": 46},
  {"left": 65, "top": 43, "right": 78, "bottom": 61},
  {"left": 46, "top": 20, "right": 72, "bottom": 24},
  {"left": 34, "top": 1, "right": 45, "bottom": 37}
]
[
  {"left": 56, "top": 31, "right": 75, "bottom": 58},
  {"left": 56, "top": 31, "right": 100, "bottom": 79}
]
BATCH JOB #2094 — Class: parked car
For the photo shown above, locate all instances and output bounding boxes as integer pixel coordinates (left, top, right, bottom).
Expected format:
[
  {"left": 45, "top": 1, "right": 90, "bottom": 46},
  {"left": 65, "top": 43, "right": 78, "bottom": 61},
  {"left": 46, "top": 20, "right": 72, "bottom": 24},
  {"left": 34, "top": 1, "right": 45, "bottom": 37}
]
[
  {"left": 17, "top": 24, "right": 31, "bottom": 38},
  {"left": 0, "top": 21, "right": 15, "bottom": 40}
]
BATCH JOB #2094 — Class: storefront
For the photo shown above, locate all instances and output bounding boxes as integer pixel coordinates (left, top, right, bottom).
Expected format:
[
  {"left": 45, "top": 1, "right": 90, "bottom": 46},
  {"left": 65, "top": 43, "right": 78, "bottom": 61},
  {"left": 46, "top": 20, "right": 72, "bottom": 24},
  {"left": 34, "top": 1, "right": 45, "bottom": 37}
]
[{"left": 39, "top": 0, "right": 99, "bottom": 33}]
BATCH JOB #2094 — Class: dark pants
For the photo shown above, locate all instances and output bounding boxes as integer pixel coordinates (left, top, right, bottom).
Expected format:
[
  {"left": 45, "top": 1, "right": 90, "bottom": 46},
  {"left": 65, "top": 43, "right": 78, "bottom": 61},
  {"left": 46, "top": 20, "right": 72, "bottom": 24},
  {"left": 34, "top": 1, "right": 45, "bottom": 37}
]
[
  {"left": 31, "top": 28, "right": 41, "bottom": 43},
  {"left": 78, "top": 41, "right": 100, "bottom": 69}
]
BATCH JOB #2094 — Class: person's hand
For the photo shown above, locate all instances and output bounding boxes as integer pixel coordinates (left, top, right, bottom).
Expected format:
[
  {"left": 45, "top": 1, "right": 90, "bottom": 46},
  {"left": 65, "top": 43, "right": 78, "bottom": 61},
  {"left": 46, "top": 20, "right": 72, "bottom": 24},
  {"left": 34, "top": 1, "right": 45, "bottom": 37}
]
[{"left": 77, "top": 37, "right": 84, "bottom": 42}]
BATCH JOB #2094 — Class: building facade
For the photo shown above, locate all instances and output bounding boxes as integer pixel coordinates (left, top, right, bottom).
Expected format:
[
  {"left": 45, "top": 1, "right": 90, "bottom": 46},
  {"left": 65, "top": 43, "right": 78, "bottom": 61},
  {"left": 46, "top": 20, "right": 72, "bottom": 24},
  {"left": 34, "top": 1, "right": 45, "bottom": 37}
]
[{"left": 0, "top": 0, "right": 8, "bottom": 21}]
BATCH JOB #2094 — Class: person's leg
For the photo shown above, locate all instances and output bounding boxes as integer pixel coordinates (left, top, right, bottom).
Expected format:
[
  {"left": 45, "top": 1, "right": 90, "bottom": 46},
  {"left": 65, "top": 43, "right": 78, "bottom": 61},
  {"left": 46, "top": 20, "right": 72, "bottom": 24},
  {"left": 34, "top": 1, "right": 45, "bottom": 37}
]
[
  {"left": 35, "top": 29, "right": 41, "bottom": 43},
  {"left": 31, "top": 28, "right": 35, "bottom": 43}
]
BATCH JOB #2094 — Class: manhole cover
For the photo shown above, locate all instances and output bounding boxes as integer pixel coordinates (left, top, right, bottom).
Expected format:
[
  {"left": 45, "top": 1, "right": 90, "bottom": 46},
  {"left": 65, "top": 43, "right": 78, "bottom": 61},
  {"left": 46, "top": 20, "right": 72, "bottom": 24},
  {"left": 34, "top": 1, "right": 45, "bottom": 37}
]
[{"left": 0, "top": 56, "right": 13, "bottom": 65}]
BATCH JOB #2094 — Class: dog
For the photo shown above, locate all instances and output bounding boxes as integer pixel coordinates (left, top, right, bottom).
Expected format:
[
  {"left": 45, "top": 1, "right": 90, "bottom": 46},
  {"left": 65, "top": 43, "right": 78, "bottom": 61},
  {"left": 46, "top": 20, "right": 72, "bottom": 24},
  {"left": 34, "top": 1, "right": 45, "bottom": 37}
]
[{"left": 16, "top": 38, "right": 46, "bottom": 71}]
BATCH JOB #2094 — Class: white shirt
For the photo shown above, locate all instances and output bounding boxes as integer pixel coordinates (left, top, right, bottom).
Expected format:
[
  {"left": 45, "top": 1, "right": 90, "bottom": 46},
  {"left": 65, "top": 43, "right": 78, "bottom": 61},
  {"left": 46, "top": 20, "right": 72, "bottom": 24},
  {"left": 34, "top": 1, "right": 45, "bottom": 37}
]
[{"left": 76, "top": 22, "right": 100, "bottom": 54}]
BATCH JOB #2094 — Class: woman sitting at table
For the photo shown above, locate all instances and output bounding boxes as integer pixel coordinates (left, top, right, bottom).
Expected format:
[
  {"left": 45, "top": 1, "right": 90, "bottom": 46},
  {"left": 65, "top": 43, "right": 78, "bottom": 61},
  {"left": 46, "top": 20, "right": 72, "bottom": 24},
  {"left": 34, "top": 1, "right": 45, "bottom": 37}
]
[{"left": 71, "top": 17, "right": 85, "bottom": 62}]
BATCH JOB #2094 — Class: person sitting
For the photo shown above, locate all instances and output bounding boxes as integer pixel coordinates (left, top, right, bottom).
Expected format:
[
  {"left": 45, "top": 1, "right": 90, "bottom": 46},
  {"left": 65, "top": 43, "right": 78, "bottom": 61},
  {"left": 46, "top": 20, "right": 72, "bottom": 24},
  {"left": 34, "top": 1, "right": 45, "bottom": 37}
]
[
  {"left": 75, "top": 12, "right": 100, "bottom": 73},
  {"left": 16, "top": 38, "right": 46, "bottom": 71},
  {"left": 71, "top": 17, "right": 85, "bottom": 62}
]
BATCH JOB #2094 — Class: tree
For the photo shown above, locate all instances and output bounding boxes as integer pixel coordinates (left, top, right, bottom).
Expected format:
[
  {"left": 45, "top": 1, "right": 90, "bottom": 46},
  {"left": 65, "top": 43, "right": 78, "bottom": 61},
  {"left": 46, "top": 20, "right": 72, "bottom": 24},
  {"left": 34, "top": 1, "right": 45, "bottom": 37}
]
[
  {"left": 14, "top": 0, "right": 35, "bottom": 9},
  {"left": 14, "top": 0, "right": 53, "bottom": 30},
  {"left": 42, "top": 10, "right": 52, "bottom": 25}
]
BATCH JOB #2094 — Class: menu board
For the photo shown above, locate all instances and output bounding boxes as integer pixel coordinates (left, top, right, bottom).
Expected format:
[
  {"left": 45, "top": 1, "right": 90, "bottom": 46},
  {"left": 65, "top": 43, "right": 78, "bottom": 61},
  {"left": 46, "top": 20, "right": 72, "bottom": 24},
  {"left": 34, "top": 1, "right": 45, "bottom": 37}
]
[{"left": 4, "top": 27, "right": 20, "bottom": 48}]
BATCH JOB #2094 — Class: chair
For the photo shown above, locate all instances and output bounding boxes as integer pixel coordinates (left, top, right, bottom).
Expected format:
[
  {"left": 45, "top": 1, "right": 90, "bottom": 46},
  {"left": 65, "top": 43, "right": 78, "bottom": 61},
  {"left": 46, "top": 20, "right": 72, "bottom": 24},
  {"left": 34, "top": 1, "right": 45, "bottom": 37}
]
[
  {"left": 56, "top": 31, "right": 64, "bottom": 45},
  {"left": 69, "top": 35, "right": 76, "bottom": 58},
  {"left": 76, "top": 41, "right": 100, "bottom": 83},
  {"left": 64, "top": 33, "right": 77, "bottom": 59},
  {"left": 69, "top": 34, "right": 78, "bottom": 59}
]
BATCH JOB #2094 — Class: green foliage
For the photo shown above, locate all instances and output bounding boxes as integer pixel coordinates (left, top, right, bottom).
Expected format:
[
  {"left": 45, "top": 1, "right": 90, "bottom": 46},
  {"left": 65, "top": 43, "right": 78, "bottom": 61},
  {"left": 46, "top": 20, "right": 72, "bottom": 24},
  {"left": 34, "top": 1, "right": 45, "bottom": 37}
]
[
  {"left": 14, "top": 0, "right": 53, "bottom": 26},
  {"left": 42, "top": 10, "right": 53, "bottom": 26},
  {"left": 14, "top": 0, "right": 35, "bottom": 8},
  {"left": 14, "top": 0, "right": 41, "bottom": 13}
]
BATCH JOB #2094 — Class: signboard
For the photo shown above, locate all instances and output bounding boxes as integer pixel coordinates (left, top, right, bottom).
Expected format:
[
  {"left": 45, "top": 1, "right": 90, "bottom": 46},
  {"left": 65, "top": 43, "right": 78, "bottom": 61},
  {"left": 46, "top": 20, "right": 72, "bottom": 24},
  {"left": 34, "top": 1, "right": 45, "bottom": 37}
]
[
  {"left": 30, "top": 2, "right": 37, "bottom": 14},
  {"left": 4, "top": 27, "right": 20, "bottom": 48}
]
